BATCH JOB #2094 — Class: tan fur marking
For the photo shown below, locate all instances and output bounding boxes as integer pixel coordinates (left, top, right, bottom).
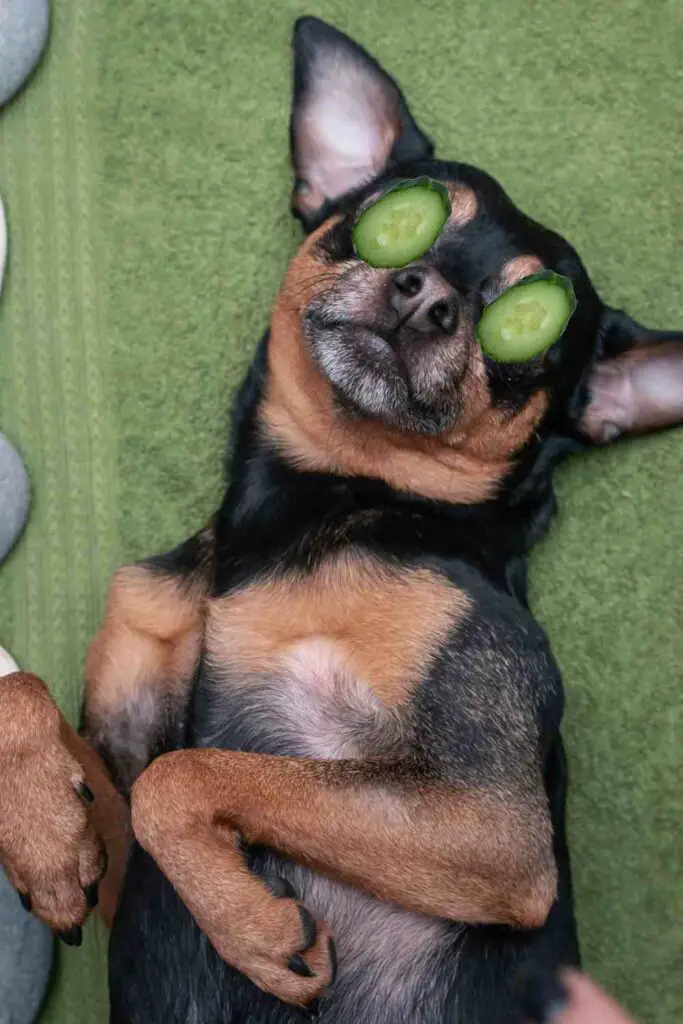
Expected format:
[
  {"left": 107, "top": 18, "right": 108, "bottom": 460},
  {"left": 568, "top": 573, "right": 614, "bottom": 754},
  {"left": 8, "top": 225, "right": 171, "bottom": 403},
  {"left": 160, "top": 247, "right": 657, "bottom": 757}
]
[
  {"left": 286, "top": 216, "right": 349, "bottom": 301},
  {"left": 134, "top": 749, "right": 557, "bottom": 935},
  {"left": 499, "top": 254, "right": 545, "bottom": 290},
  {"left": 84, "top": 565, "right": 205, "bottom": 719},
  {"left": 261, "top": 301, "right": 547, "bottom": 505},
  {"left": 207, "top": 556, "right": 468, "bottom": 706},
  {"left": 446, "top": 183, "right": 478, "bottom": 227}
]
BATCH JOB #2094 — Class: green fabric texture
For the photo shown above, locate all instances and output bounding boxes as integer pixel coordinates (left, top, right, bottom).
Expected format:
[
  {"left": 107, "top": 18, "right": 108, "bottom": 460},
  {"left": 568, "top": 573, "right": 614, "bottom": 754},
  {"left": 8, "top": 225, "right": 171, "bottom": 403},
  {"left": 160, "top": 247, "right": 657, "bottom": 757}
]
[{"left": 0, "top": 1, "right": 681, "bottom": 1021}]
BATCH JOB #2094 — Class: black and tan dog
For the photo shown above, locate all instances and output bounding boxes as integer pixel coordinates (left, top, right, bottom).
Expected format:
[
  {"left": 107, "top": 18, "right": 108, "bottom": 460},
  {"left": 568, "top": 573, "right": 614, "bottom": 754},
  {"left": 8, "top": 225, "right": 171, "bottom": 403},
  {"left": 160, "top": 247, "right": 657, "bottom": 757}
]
[{"left": 1, "top": 17, "right": 681, "bottom": 1024}]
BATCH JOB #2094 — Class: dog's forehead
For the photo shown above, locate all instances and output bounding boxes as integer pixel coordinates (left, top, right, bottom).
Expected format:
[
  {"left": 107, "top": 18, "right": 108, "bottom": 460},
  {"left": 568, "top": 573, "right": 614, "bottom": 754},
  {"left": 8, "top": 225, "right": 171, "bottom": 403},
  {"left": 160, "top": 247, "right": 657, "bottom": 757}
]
[
  {"left": 410, "top": 167, "right": 552, "bottom": 275},
  {"left": 304, "top": 161, "right": 556, "bottom": 290}
]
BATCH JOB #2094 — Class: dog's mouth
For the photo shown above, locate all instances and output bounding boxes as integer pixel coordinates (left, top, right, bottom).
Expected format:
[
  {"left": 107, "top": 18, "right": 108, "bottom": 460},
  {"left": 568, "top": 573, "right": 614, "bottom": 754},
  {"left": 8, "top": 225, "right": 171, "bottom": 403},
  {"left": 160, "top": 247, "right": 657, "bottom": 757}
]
[
  {"left": 301, "top": 306, "right": 472, "bottom": 435},
  {"left": 303, "top": 306, "right": 469, "bottom": 358},
  {"left": 302, "top": 308, "right": 411, "bottom": 389}
]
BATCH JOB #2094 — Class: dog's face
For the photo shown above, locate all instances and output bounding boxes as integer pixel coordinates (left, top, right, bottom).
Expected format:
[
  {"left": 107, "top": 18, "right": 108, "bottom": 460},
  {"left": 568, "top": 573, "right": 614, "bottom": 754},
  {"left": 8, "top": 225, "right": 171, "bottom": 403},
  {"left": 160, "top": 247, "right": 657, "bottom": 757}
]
[
  {"left": 295, "top": 164, "right": 598, "bottom": 440},
  {"left": 261, "top": 18, "right": 683, "bottom": 505}
]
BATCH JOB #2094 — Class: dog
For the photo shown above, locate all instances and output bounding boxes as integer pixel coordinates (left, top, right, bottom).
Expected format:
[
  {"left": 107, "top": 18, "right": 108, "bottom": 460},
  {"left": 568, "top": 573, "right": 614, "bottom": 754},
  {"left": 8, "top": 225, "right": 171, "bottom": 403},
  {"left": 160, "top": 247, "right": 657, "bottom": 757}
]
[{"left": 0, "top": 16, "right": 681, "bottom": 1024}]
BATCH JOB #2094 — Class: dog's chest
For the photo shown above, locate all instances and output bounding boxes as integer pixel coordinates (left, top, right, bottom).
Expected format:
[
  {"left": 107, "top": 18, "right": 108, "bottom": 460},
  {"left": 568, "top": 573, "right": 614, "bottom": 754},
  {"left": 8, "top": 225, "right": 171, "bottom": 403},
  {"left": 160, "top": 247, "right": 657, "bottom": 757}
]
[{"left": 193, "top": 554, "right": 468, "bottom": 758}]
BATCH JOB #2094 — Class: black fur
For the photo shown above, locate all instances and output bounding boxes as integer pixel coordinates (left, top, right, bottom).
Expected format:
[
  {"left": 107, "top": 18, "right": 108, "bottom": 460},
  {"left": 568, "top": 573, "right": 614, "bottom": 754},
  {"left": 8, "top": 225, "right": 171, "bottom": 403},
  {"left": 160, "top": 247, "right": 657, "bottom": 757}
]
[
  {"left": 105, "top": 16, "right": 679, "bottom": 1024},
  {"left": 110, "top": 361, "right": 580, "bottom": 1023}
]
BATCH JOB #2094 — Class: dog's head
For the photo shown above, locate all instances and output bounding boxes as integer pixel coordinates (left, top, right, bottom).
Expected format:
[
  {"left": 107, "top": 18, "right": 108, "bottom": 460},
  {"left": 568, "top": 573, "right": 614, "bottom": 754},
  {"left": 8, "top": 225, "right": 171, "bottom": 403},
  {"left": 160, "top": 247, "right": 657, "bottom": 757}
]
[{"left": 259, "top": 17, "right": 682, "bottom": 506}]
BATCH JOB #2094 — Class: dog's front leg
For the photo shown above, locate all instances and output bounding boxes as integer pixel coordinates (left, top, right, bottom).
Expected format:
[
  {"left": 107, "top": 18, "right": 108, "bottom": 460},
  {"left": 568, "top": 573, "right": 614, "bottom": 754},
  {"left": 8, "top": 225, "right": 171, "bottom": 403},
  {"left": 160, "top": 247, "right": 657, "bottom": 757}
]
[
  {"left": 83, "top": 525, "right": 214, "bottom": 795},
  {"left": 0, "top": 671, "right": 128, "bottom": 936},
  {"left": 0, "top": 524, "right": 214, "bottom": 936},
  {"left": 131, "top": 748, "right": 556, "bottom": 1006}
]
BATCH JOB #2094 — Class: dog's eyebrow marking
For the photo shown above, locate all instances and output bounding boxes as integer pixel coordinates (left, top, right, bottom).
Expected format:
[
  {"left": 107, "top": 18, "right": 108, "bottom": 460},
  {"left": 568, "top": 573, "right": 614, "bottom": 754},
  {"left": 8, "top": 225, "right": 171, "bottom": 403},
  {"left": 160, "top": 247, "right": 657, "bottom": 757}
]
[
  {"left": 446, "top": 184, "right": 478, "bottom": 227},
  {"left": 498, "top": 255, "right": 545, "bottom": 289}
]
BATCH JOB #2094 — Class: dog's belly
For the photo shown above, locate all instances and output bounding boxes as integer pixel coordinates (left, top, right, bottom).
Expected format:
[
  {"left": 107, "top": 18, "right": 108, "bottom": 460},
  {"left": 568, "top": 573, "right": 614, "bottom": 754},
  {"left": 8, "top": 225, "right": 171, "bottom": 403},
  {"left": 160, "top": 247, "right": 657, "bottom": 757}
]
[
  {"left": 192, "top": 636, "right": 459, "bottom": 1021},
  {"left": 254, "top": 853, "right": 459, "bottom": 1024},
  {"left": 112, "top": 625, "right": 576, "bottom": 1024},
  {"left": 199, "top": 635, "right": 412, "bottom": 759}
]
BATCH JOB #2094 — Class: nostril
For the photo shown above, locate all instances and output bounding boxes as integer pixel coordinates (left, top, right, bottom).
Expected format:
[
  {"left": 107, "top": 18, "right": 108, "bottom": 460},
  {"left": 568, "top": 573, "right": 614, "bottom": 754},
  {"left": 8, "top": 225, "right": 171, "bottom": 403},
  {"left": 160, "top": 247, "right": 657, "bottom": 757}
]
[
  {"left": 393, "top": 270, "right": 424, "bottom": 297},
  {"left": 429, "top": 299, "right": 458, "bottom": 334}
]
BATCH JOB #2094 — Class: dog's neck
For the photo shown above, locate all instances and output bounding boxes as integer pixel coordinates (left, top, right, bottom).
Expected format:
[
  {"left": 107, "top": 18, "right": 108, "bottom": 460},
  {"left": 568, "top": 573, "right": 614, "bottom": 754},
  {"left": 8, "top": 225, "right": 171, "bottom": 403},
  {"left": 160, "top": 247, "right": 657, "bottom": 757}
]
[
  {"left": 219, "top": 416, "right": 561, "bottom": 607},
  {"left": 258, "top": 295, "right": 548, "bottom": 507},
  {"left": 216, "top": 322, "right": 568, "bottom": 607}
]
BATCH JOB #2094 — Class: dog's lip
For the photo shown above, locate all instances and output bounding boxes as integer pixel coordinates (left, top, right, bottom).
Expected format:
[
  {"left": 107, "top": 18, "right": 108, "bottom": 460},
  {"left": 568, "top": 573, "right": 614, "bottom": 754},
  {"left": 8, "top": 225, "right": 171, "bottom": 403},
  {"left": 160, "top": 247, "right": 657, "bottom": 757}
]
[
  {"left": 304, "top": 309, "right": 398, "bottom": 347},
  {"left": 305, "top": 306, "right": 428, "bottom": 345},
  {"left": 304, "top": 308, "right": 387, "bottom": 332},
  {"left": 304, "top": 312, "right": 470, "bottom": 384}
]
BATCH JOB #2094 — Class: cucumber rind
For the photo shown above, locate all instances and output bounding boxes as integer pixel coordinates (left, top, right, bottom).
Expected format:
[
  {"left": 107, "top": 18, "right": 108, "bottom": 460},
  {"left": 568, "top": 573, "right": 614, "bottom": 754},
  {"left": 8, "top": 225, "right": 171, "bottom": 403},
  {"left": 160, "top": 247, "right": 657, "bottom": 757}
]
[
  {"left": 352, "top": 177, "right": 451, "bottom": 268},
  {"left": 366, "top": 177, "right": 451, "bottom": 218},
  {"left": 477, "top": 271, "right": 577, "bottom": 363}
]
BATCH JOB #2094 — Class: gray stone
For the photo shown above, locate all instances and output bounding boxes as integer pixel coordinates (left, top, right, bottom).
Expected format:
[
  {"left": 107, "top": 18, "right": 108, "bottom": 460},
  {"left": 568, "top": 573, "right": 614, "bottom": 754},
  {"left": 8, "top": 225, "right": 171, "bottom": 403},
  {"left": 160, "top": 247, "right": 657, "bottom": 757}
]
[
  {"left": 0, "top": 13, "right": 54, "bottom": 1015},
  {"left": 0, "top": 867, "right": 53, "bottom": 1024},
  {"left": 0, "top": 0, "right": 50, "bottom": 108},
  {"left": 0, "top": 434, "right": 30, "bottom": 563}
]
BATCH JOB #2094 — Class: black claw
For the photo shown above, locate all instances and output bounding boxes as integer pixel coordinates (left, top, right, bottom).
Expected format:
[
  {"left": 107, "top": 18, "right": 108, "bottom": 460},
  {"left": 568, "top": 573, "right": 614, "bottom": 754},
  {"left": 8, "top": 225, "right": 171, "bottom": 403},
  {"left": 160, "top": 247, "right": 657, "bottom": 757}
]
[
  {"left": 74, "top": 780, "right": 94, "bottom": 805},
  {"left": 57, "top": 925, "right": 83, "bottom": 947},
  {"left": 18, "top": 892, "right": 32, "bottom": 913},
  {"left": 288, "top": 953, "right": 316, "bottom": 978},
  {"left": 85, "top": 882, "right": 99, "bottom": 910},
  {"left": 302, "top": 998, "right": 321, "bottom": 1020},
  {"left": 263, "top": 875, "right": 297, "bottom": 900},
  {"left": 327, "top": 937, "right": 338, "bottom": 983},
  {"left": 297, "top": 904, "right": 317, "bottom": 950}
]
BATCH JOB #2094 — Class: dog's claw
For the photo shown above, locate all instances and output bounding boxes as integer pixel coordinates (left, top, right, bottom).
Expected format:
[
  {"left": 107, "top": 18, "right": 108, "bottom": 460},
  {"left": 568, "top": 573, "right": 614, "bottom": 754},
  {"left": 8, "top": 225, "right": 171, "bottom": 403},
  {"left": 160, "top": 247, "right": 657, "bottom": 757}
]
[
  {"left": 263, "top": 875, "right": 297, "bottom": 900},
  {"left": 289, "top": 953, "right": 316, "bottom": 978},
  {"left": 18, "top": 891, "right": 32, "bottom": 913},
  {"left": 57, "top": 925, "right": 83, "bottom": 947},
  {"left": 298, "top": 904, "right": 317, "bottom": 949},
  {"left": 303, "top": 998, "right": 321, "bottom": 1020},
  {"left": 74, "top": 780, "right": 94, "bottom": 805},
  {"left": 327, "top": 937, "right": 337, "bottom": 983},
  {"left": 85, "top": 882, "right": 99, "bottom": 910}
]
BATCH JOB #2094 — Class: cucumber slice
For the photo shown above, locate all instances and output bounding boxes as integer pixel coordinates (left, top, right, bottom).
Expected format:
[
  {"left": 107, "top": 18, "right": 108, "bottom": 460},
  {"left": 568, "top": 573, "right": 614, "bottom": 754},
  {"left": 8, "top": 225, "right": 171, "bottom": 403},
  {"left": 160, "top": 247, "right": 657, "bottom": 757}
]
[
  {"left": 353, "top": 178, "right": 451, "bottom": 269},
  {"left": 477, "top": 270, "right": 577, "bottom": 363}
]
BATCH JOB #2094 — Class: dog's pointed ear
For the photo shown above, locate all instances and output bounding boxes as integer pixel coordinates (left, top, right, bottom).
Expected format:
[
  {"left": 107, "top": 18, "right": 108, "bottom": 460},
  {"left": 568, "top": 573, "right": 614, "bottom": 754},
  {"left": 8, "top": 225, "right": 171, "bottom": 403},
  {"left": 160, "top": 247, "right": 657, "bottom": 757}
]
[
  {"left": 578, "top": 306, "right": 683, "bottom": 444},
  {"left": 290, "top": 17, "right": 433, "bottom": 229}
]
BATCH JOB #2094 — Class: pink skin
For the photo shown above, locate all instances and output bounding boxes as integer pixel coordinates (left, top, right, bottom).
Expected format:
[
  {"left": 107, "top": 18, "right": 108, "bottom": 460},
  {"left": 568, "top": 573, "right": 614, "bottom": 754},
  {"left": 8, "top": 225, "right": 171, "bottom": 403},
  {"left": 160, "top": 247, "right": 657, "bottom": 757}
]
[
  {"left": 582, "top": 342, "right": 683, "bottom": 443},
  {"left": 548, "top": 971, "right": 638, "bottom": 1024}
]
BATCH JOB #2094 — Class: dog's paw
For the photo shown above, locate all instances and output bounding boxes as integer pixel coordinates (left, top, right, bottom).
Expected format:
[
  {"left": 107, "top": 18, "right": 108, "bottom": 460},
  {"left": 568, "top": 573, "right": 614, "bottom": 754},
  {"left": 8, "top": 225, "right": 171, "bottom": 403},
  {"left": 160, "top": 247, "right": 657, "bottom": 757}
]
[
  {"left": 230, "top": 886, "right": 336, "bottom": 1007},
  {"left": 132, "top": 763, "right": 336, "bottom": 1007},
  {"left": 0, "top": 675, "right": 107, "bottom": 937}
]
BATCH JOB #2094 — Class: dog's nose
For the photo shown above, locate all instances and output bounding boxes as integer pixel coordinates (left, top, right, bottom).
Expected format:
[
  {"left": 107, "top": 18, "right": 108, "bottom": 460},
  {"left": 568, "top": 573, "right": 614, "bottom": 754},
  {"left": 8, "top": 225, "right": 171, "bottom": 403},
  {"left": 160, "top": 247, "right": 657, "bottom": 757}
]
[{"left": 390, "top": 266, "right": 458, "bottom": 335}]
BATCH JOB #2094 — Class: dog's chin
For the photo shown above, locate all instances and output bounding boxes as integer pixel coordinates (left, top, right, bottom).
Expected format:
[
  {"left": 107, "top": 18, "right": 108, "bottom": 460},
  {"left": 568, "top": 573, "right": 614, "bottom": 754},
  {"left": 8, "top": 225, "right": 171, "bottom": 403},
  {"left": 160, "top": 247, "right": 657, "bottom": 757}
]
[{"left": 304, "top": 319, "right": 463, "bottom": 436}]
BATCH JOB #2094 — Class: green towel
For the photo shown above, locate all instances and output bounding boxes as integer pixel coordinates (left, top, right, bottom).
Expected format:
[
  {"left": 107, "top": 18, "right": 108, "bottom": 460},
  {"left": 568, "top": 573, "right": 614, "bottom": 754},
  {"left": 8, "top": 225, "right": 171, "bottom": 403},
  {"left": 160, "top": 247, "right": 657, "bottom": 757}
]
[{"left": 0, "top": 1, "right": 680, "bottom": 1021}]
